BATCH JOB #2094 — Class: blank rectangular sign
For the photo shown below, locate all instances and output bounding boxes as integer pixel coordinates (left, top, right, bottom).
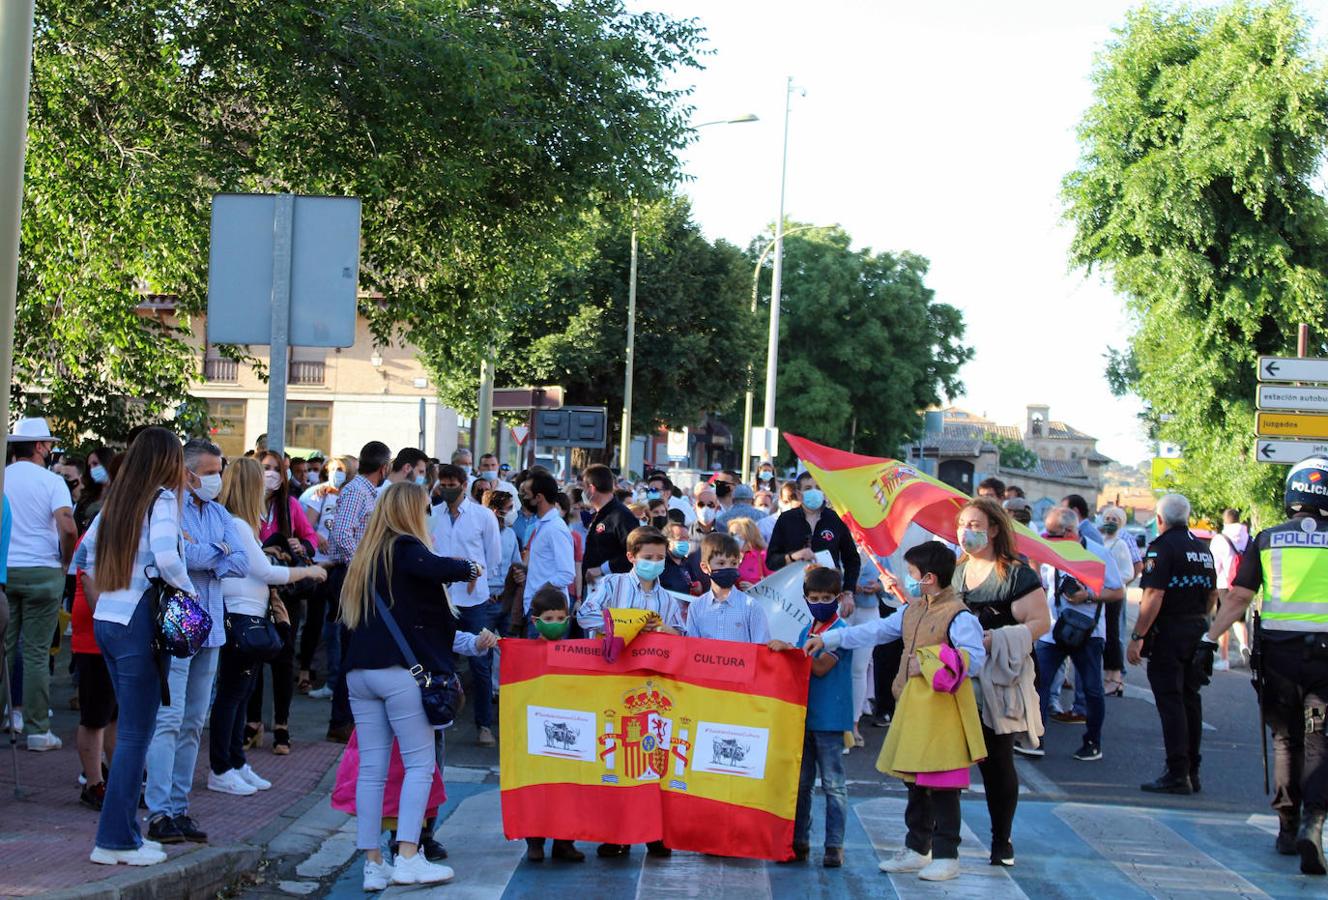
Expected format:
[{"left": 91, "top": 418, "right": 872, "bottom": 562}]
[{"left": 206, "top": 193, "right": 361, "bottom": 347}]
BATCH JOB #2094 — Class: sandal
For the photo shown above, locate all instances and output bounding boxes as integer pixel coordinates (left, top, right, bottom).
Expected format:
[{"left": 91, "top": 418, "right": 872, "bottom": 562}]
[
  {"left": 272, "top": 727, "right": 291, "bottom": 756},
  {"left": 243, "top": 723, "right": 264, "bottom": 750},
  {"left": 1105, "top": 676, "right": 1125, "bottom": 697},
  {"left": 297, "top": 672, "right": 313, "bottom": 695}
]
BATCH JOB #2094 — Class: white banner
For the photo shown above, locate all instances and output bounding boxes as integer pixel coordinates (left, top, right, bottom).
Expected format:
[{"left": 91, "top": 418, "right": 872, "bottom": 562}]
[{"left": 745, "top": 562, "right": 814, "bottom": 644}]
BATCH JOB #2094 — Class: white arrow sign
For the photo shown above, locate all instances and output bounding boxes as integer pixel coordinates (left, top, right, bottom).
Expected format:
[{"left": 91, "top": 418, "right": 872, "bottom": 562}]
[
  {"left": 1258, "top": 356, "right": 1328, "bottom": 383},
  {"left": 1258, "top": 384, "right": 1328, "bottom": 412},
  {"left": 1255, "top": 439, "right": 1328, "bottom": 465}
]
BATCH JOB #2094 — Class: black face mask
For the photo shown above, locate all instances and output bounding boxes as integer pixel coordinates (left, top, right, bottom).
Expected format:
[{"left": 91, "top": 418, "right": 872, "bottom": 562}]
[
  {"left": 715, "top": 481, "right": 733, "bottom": 499},
  {"left": 651, "top": 515, "right": 668, "bottom": 530},
  {"left": 438, "top": 486, "right": 463, "bottom": 504}
]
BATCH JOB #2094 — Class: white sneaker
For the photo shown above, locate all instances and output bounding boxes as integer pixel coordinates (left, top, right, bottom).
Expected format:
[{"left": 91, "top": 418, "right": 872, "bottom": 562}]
[
  {"left": 879, "top": 847, "right": 932, "bottom": 873},
  {"left": 90, "top": 845, "right": 167, "bottom": 866},
  {"left": 919, "top": 857, "right": 960, "bottom": 881},
  {"left": 238, "top": 764, "right": 272, "bottom": 790},
  {"left": 7, "top": 710, "right": 21, "bottom": 732},
  {"left": 26, "top": 731, "right": 62, "bottom": 752},
  {"left": 1213, "top": 658, "right": 1230, "bottom": 672},
  {"left": 308, "top": 686, "right": 333, "bottom": 700},
  {"left": 207, "top": 769, "right": 257, "bottom": 796},
  {"left": 363, "top": 859, "right": 394, "bottom": 892},
  {"left": 141, "top": 839, "right": 163, "bottom": 852},
  {"left": 391, "top": 851, "right": 455, "bottom": 885}
]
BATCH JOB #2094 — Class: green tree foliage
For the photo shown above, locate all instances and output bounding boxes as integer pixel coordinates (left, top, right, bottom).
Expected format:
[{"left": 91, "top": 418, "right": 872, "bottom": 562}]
[
  {"left": 990, "top": 435, "right": 1038, "bottom": 470},
  {"left": 19, "top": 0, "right": 702, "bottom": 442},
  {"left": 488, "top": 197, "right": 759, "bottom": 450},
  {"left": 1063, "top": 0, "right": 1328, "bottom": 523},
  {"left": 755, "top": 224, "right": 971, "bottom": 461}
]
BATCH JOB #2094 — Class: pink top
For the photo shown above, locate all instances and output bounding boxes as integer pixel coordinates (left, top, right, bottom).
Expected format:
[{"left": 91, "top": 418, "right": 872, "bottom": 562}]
[
  {"left": 738, "top": 548, "right": 769, "bottom": 585},
  {"left": 260, "top": 495, "right": 319, "bottom": 547}
]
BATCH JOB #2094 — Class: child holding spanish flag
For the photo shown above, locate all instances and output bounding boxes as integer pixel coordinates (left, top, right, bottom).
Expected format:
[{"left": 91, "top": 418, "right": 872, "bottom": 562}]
[
  {"left": 802, "top": 541, "right": 987, "bottom": 883},
  {"left": 518, "top": 586, "right": 586, "bottom": 863}
]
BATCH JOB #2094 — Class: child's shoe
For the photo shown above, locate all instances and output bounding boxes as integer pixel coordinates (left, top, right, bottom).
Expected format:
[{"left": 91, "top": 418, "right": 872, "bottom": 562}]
[
  {"left": 823, "top": 847, "right": 843, "bottom": 868},
  {"left": 879, "top": 847, "right": 931, "bottom": 873},
  {"left": 525, "top": 838, "right": 545, "bottom": 862},
  {"left": 551, "top": 840, "right": 585, "bottom": 862},
  {"left": 918, "top": 857, "right": 960, "bottom": 881}
]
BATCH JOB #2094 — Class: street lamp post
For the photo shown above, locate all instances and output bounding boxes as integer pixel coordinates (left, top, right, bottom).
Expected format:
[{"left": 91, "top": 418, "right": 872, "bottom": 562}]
[
  {"left": 760, "top": 78, "right": 800, "bottom": 455},
  {"left": 617, "top": 113, "right": 758, "bottom": 477},
  {"left": 741, "top": 223, "right": 819, "bottom": 483}
]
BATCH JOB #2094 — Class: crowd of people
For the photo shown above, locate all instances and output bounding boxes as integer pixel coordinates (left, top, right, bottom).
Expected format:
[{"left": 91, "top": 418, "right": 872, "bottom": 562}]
[{"left": 1, "top": 419, "right": 1323, "bottom": 887}]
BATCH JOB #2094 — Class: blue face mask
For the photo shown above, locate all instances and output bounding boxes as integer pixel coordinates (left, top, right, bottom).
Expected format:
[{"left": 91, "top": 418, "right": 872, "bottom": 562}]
[
  {"left": 646, "top": 489, "right": 662, "bottom": 501},
  {"left": 481, "top": 470, "right": 498, "bottom": 482},
  {"left": 634, "top": 559, "right": 665, "bottom": 582},
  {"left": 802, "top": 488, "right": 825, "bottom": 511},
  {"left": 671, "top": 540, "right": 690, "bottom": 558},
  {"left": 332, "top": 470, "right": 347, "bottom": 488},
  {"left": 903, "top": 573, "right": 921, "bottom": 596},
  {"left": 709, "top": 567, "right": 741, "bottom": 589},
  {"left": 807, "top": 600, "right": 838, "bottom": 623}
]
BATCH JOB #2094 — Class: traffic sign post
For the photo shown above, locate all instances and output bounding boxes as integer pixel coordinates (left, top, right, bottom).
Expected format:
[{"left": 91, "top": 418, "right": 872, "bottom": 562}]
[
  {"left": 1255, "top": 439, "right": 1328, "bottom": 465},
  {"left": 1257, "top": 356, "right": 1328, "bottom": 384},
  {"left": 1257, "top": 384, "right": 1328, "bottom": 412}
]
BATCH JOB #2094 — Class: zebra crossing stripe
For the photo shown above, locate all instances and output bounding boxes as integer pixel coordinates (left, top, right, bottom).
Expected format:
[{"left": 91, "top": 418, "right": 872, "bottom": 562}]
[
  {"left": 854, "top": 796, "right": 1030, "bottom": 899},
  {"left": 433, "top": 789, "right": 526, "bottom": 899},
  {"left": 634, "top": 849, "right": 772, "bottom": 899},
  {"left": 1053, "top": 803, "right": 1271, "bottom": 898}
]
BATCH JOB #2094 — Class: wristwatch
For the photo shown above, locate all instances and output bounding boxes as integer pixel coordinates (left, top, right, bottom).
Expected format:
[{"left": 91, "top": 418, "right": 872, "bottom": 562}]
[{"left": 1130, "top": 629, "right": 1145, "bottom": 642}]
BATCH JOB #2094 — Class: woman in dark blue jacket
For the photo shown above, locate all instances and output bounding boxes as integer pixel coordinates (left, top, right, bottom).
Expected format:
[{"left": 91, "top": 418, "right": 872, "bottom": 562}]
[{"left": 340, "top": 482, "right": 479, "bottom": 891}]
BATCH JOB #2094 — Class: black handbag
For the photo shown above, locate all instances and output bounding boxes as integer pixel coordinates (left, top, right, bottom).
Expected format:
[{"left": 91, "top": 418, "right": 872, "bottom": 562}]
[
  {"left": 374, "top": 592, "right": 464, "bottom": 727},
  {"left": 1052, "top": 574, "right": 1102, "bottom": 651},
  {"left": 225, "top": 611, "right": 283, "bottom": 662}
]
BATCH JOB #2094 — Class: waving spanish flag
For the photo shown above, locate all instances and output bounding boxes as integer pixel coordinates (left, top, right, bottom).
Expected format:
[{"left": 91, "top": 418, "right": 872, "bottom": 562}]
[{"left": 784, "top": 433, "right": 1106, "bottom": 593}]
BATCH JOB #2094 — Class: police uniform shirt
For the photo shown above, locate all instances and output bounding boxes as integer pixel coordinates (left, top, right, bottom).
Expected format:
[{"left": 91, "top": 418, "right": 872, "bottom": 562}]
[
  {"left": 1231, "top": 515, "right": 1328, "bottom": 642},
  {"left": 1139, "top": 527, "right": 1216, "bottom": 618}
]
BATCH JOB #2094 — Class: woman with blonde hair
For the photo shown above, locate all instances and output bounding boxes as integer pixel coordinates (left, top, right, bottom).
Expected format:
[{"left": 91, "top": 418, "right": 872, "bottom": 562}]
[
  {"left": 726, "top": 516, "right": 769, "bottom": 589},
  {"left": 208, "top": 458, "right": 325, "bottom": 797},
  {"left": 952, "top": 496, "right": 1050, "bottom": 868},
  {"left": 83, "top": 427, "right": 195, "bottom": 867},
  {"left": 341, "top": 481, "right": 480, "bottom": 891}
]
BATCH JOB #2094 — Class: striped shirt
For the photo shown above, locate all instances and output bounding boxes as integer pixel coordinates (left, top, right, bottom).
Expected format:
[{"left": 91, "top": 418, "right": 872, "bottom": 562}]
[
  {"left": 329, "top": 475, "right": 378, "bottom": 564},
  {"left": 79, "top": 490, "right": 196, "bottom": 626},
  {"left": 683, "top": 589, "right": 770, "bottom": 644},
  {"left": 577, "top": 572, "right": 685, "bottom": 636}
]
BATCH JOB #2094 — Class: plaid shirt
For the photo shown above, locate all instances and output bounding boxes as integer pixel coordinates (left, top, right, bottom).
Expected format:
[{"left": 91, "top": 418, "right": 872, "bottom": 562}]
[{"left": 329, "top": 475, "right": 378, "bottom": 564}]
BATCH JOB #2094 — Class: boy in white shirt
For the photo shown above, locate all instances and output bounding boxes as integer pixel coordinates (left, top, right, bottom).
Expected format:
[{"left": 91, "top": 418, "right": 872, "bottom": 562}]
[
  {"left": 576, "top": 527, "right": 683, "bottom": 637},
  {"left": 685, "top": 533, "right": 770, "bottom": 644}
]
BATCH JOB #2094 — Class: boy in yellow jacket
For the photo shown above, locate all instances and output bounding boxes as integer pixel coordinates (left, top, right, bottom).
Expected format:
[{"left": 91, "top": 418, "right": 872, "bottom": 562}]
[{"left": 804, "top": 542, "right": 986, "bottom": 883}]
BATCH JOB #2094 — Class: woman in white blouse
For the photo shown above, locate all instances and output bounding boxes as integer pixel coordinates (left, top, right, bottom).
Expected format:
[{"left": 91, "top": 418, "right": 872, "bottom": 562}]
[
  {"left": 207, "top": 458, "right": 325, "bottom": 797},
  {"left": 84, "top": 428, "right": 196, "bottom": 867}
]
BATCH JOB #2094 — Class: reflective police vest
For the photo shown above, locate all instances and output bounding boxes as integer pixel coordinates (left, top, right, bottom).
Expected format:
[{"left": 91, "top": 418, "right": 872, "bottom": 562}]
[{"left": 1261, "top": 522, "right": 1328, "bottom": 632}]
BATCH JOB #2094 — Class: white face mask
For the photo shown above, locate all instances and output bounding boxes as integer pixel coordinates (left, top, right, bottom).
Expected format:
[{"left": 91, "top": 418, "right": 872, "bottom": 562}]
[
  {"left": 698, "top": 507, "right": 717, "bottom": 526},
  {"left": 332, "top": 470, "right": 347, "bottom": 488},
  {"left": 504, "top": 508, "right": 517, "bottom": 527},
  {"left": 263, "top": 470, "right": 282, "bottom": 492},
  {"left": 192, "top": 472, "right": 222, "bottom": 502}
]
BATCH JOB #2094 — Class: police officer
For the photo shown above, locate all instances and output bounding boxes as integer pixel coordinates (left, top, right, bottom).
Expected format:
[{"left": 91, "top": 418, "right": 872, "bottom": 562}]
[
  {"left": 1127, "top": 492, "right": 1217, "bottom": 796},
  {"left": 1201, "top": 457, "right": 1328, "bottom": 875}
]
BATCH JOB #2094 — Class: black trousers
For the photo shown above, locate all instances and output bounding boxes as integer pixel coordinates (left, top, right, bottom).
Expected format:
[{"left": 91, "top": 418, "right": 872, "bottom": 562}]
[
  {"left": 873, "top": 639, "right": 903, "bottom": 717},
  {"left": 1103, "top": 598, "right": 1126, "bottom": 671},
  {"left": 1144, "top": 616, "right": 1206, "bottom": 777},
  {"left": 904, "top": 784, "right": 961, "bottom": 859},
  {"left": 248, "top": 614, "right": 297, "bottom": 726},
  {"left": 1262, "top": 638, "right": 1328, "bottom": 820},
  {"left": 209, "top": 641, "right": 258, "bottom": 775},
  {"left": 976, "top": 724, "right": 1018, "bottom": 845}
]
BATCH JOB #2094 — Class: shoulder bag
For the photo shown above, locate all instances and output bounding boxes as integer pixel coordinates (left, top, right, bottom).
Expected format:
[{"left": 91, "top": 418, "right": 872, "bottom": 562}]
[
  {"left": 1051, "top": 571, "right": 1102, "bottom": 651},
  {"left": 374, "top": 591, "right": 464, "bottom": 727},
  {"left": 142, "top": 489, "right": 212, "bottom": 660}
]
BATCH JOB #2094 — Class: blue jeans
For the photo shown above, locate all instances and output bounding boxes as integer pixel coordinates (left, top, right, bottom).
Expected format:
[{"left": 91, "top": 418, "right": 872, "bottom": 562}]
[
  {"left": 93, "top": 598, "right": 161, "bottom": 850},
  {"left": 1049, "top": 659, "right": 1088, "bottom": 715},
  {"left": 145, "top": 647, "right": 219, "bottom": 818},
  {"left": 1036, "top": 638, "right": 1105, "bottom": 745},
  {"left": 457, "top": 602, "right": 502, "bottom": 728},
  {"left": 794, "top": 731, "right": 847, "bottom": 849}
]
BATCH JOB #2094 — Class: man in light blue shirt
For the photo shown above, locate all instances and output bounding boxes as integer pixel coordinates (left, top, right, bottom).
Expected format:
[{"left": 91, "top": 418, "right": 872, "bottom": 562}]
[
  {"left": 144, "top": 439, "right": 249, "bottom": 843},
  {"left": 519, "top": 473, "right": 575, "bottom": 627}
]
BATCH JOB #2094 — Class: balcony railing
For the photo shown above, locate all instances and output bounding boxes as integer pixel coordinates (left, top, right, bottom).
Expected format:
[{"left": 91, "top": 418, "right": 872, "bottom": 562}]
[
  {"left": 290, "top": 360, "right": 326, "bottom": 385},
  {"left": 204, "top": 358, "right": 238, "bottom": 382}
]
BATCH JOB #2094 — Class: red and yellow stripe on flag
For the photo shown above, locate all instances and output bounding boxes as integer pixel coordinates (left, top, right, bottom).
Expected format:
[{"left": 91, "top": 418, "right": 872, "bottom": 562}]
[
  {"left": 499, "top": 633, "right": 810, "bottom": 860},
  {"left": 785, "top": 432, "right": 1107, "bottom": 593}
]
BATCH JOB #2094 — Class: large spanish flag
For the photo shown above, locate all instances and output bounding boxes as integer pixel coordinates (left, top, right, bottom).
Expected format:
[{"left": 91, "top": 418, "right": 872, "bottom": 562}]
[
  {"left": 499, "top": 634, "right": 810, "bottom": 860},
  {"left": 785, "top": 433, "right": 1107, "bottom": 593}
]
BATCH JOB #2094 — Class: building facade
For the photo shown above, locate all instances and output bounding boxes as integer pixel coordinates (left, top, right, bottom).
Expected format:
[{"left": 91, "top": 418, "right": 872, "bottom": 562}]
[{"left": 908, "top": 405, "right": 1111, "bottom": 524}]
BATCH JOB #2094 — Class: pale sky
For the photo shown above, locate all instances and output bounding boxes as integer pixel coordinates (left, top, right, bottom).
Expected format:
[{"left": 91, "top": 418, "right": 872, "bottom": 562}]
[{"left": 635, "top": 0, "right": 1324, "bottom": 466}]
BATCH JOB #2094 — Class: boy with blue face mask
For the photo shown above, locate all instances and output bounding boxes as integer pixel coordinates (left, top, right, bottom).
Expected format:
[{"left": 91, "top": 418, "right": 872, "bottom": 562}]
[
  {"left": 684, "top": 533, "right": 770, "bottom": 644},
  {"left": 768, "top": 565, "right": 851, "bottom": 867},
  {"left": 575, "top": 527, "right": 684, "bottom": 638}
]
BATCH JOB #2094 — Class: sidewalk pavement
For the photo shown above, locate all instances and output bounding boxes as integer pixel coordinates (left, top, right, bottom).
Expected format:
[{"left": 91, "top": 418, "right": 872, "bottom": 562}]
[{"left": 0, "top": 645, "right": 352, "bottom": 899}]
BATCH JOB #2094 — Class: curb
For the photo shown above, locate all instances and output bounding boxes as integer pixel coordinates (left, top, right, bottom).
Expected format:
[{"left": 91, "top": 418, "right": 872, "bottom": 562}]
[{"left": 40, "top": 755, "right": 345, "bottom": 900}]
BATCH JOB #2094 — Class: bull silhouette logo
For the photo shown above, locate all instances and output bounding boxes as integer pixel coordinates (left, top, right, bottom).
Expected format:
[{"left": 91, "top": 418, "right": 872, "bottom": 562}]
[
  {"left": 710, "top": 737, "right": 749, "bottom": 766},
  {"left": 544, "top": 721, "right": 580, "bottom": 751}
]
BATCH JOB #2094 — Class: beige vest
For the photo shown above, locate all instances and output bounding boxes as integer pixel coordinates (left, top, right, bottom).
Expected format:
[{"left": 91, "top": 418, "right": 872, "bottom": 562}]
[{"left": 892, "top": 586, "right": 966, "bottom": 699}]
